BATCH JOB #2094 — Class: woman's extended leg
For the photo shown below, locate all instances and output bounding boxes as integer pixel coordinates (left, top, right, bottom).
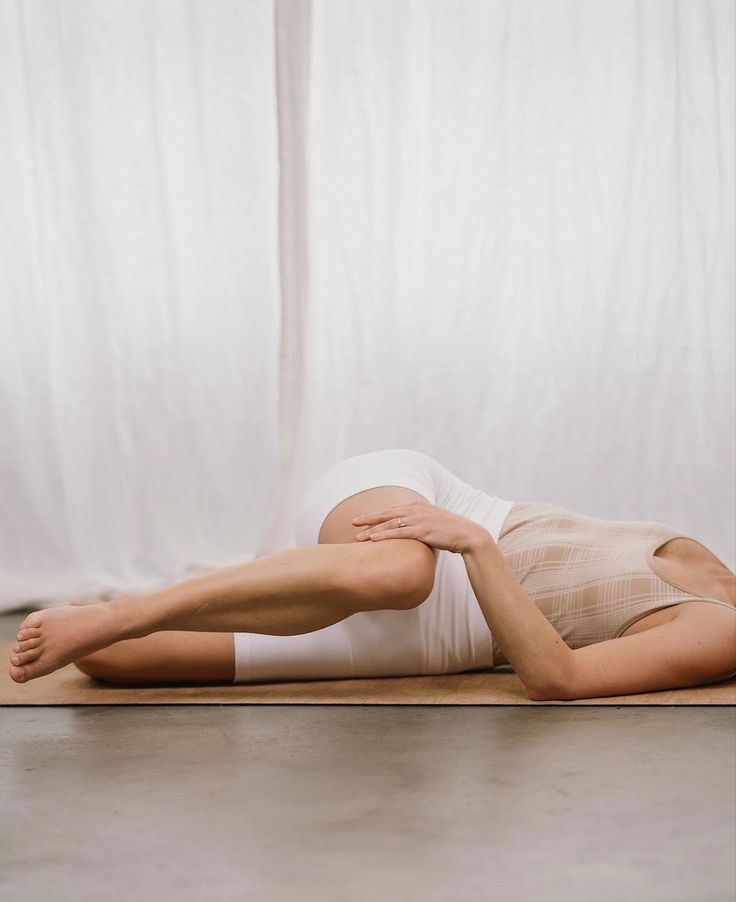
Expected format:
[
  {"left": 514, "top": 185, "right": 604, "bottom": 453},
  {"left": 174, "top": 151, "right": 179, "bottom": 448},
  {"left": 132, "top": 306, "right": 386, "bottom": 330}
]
[
  {"left": 75, "top": 631, "right": 237, "bottom": 685},
  {"left": 10, "top": 486, "right": 437, "bottom": 685}
]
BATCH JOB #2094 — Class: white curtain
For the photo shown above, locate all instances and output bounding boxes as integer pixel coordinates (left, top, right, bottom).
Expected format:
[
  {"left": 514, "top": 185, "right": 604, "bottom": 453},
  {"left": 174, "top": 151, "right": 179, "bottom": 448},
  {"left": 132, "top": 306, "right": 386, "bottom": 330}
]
[
  {"left": 0, "top": 0, "right": 280, "bottom": 609},
  {"left": 1, "top": 0, "right": 734, "bottom": 612}
]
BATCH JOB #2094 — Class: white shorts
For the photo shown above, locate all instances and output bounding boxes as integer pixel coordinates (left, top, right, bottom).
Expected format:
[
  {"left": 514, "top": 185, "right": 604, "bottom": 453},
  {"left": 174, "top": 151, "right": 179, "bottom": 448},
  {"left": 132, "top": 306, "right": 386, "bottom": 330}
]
[{"left": 232, "top": 448, "right": 515, "bottom": 684}]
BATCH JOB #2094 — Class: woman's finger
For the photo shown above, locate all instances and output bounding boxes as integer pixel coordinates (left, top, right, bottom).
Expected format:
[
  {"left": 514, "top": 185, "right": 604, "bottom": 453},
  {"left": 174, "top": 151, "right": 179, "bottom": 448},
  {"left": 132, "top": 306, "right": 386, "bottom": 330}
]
[
  {"left": 351, "top": 510, "right": 401, "bottom": 524},
  {"left": 365, "top": 527, "right": 415, "bottom": 541},
  {"left": 352, "top": 500, "right": 424, "bottom": 523},
  {"left": 355, "top": 518, "right": 390, "bottom": 536},
  {"left": 354, "top": 523, "right": 412, "bottom": 540},
  {"left": 356, "top": 515, "right": 411, "bottom": 533},
  {"left": 355, "top": 516, "right": 414, "bottom": 539},
  {"left": 352, "top": 506, "right": 413, "bottom": 524}
]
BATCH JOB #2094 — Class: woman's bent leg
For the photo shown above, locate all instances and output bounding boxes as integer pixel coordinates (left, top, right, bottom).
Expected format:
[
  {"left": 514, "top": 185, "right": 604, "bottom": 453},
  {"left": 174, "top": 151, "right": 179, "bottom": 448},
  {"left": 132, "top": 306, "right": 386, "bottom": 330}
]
[
  {"left": 129, "top": 539, "right": 436, "bottom": 636},
  {"left": 76, "top": 486, "right": 439, "bottom": 687}
]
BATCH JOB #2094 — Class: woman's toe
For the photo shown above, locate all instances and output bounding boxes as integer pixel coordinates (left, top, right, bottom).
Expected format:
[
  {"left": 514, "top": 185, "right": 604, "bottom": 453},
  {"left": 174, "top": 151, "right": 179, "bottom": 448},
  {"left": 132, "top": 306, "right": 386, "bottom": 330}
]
[
  {"left": 10, "top": 647, "right": 42, "bottom": 666},
  {"left": 14, "top": 637, "right": 42, "bottom": 652},
  {"left": 9, "top": 663, "right": 27, "bottom": 683},
  {"left": 19, "top": 613, "right": 43, "bottom": 631},
  {"left": 17, "top": 628, "right": 42, "bottom": 641},
  {"left": 9, "top": 657, "right": 47, "bottom": 684}
]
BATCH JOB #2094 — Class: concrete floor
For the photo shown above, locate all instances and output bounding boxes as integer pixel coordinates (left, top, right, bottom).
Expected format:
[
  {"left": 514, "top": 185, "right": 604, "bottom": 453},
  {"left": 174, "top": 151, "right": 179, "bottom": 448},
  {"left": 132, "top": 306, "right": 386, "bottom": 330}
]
[{"left": 1, "top": 615, "right": 734, "bottom": 902}]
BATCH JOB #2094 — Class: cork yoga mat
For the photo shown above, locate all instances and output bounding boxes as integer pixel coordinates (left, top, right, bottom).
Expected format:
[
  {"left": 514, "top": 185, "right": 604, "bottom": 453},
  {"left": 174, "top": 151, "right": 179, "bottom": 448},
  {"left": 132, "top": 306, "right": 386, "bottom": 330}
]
[{"left": 1, "top": 642, "right": 734, "bottom": 705}]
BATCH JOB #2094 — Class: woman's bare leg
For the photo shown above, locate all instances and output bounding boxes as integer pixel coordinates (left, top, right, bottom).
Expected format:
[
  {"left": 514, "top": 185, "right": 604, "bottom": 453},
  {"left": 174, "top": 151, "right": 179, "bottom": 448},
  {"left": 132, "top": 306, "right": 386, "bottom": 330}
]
[
  {"left": 137, "top": 540, "right": 429, "bottom": 635},
  {"left": 10, "top": 539, "right": 435, "bottom": 684},
  {"left": 74, "top": 631, "right": 237, "bottom": 685}
]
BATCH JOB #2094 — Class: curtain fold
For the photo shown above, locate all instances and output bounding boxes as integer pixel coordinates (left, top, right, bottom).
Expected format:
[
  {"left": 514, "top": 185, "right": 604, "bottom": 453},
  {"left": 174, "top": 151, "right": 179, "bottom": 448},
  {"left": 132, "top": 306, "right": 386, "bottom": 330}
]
[
  {"left": 0, "top": 0, "right": 280, "bottom": 608},
  {"left": 256, "top": 0, "right": 313, "bottom": 559},
  {"left": 1, "top": 0, "right": 733, "bottom": 611}
]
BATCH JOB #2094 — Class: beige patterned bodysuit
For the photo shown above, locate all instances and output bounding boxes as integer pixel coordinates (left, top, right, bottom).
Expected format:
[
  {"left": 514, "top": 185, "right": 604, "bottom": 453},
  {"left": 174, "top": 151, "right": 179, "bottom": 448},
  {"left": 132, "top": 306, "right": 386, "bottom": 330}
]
[{"left": 492, "top": 501, "right": 735, "bottom": 667}]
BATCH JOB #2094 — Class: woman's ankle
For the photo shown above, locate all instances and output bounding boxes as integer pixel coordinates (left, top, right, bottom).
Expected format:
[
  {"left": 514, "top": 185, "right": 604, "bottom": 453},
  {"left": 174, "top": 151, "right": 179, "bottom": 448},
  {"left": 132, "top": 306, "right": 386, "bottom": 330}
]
[{"left": 105, "top": 593, "right": 163, "bottom": 641}]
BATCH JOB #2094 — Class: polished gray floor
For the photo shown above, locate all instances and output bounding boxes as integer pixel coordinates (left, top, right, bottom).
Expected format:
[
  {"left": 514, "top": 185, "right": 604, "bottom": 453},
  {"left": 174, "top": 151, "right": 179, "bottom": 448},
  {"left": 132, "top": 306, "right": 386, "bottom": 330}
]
[{"left": 1, "top": 616, "right": 734, "bottom": 902}]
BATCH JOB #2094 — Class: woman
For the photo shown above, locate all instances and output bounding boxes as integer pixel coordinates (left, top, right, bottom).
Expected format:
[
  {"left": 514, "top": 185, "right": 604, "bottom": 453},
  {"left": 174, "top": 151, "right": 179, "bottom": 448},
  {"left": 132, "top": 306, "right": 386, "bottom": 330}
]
[{"left": 8, "top": 448, "right": 736, "bottom": 700}]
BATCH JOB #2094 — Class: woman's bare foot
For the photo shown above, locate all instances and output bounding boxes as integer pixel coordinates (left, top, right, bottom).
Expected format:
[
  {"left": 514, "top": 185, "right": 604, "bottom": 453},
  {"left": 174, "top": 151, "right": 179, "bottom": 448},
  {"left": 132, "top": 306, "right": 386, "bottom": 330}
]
[{"left": 8, "top": 603, "right": 130, "bottom": 684}]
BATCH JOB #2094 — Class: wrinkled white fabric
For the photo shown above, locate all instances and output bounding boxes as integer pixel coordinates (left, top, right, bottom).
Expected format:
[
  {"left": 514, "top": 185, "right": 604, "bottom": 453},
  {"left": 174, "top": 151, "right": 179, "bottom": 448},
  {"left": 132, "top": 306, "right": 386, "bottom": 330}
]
[
  {"left": 277, "top": 0, "right": 735, "bottom": 569},
  {"left": 0, "top": 1, "right": 280, "bottom": 608},
  {"left": 1, "top": 0, "right": 733, "bottom": 612}
]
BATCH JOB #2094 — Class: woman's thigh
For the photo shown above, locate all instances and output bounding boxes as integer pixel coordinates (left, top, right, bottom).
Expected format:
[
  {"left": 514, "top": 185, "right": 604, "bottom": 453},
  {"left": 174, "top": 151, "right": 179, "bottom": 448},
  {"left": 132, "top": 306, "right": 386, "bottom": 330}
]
[
  {"left": 318, "top": 485, "right": 439, "bottom": 555},
  {"left": 317, "top": 485, "right": 428, "bottom": 543}
]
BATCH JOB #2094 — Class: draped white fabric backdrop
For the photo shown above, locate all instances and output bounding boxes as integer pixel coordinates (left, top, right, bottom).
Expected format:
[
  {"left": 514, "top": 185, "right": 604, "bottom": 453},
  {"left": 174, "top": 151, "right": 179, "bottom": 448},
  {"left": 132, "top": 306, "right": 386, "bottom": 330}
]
[{"left": 1, "top": 0, "right": 734, "bottom": 612}]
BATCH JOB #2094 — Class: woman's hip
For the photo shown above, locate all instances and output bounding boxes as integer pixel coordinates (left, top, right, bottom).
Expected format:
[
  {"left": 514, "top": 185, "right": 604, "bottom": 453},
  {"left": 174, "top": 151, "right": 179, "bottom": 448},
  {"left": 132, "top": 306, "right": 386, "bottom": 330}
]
[{"left": 293, "top": 447, "right": 515, "bottom": 548}]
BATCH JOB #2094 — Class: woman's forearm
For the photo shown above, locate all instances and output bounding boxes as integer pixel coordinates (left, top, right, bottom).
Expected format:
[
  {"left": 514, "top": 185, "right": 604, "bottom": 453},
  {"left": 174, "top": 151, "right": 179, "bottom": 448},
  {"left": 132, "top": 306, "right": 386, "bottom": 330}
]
[{"left": 462, "top": 533, "right": 573, "bottom": 698}]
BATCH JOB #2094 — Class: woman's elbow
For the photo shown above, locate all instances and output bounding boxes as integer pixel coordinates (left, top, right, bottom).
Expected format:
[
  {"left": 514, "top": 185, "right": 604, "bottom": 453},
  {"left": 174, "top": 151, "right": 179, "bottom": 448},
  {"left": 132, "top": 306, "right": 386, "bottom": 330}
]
[{"left": 527, "top": 678, "right": 574, "bottom": 702}]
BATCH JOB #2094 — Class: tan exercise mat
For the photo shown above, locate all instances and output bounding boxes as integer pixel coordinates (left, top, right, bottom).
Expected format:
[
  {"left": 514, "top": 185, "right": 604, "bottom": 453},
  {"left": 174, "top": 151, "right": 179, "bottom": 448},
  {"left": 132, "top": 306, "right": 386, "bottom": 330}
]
[{"left": 1, "top": 642, "right": 734, "bottom": 705}]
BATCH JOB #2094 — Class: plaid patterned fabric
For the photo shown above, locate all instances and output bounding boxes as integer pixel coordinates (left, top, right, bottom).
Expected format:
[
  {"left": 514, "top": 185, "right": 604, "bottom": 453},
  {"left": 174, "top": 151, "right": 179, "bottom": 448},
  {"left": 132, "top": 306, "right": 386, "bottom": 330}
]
[{"left": 492, "top": 501, "right": 734, "bottom": 666}]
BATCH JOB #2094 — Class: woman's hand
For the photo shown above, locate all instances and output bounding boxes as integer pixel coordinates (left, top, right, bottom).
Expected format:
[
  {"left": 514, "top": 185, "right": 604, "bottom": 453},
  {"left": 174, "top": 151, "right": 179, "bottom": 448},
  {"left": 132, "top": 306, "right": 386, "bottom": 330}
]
[{"left": 352, "top": 500, "right": 490, "bottom": 554}]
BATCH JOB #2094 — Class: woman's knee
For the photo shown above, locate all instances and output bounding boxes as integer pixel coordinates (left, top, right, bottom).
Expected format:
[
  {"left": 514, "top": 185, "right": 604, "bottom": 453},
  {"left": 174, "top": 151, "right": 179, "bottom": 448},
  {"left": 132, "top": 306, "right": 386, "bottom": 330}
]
[{"left": 351, "top": 540, "right": 438, "bottom": 610}]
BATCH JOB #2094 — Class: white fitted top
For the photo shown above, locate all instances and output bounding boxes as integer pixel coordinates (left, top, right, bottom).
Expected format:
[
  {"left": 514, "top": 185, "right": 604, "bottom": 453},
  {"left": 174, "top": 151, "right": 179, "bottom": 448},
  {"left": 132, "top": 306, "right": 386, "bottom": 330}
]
[{"left": 492, "top": 501, "right": 736, "bottom": 667}]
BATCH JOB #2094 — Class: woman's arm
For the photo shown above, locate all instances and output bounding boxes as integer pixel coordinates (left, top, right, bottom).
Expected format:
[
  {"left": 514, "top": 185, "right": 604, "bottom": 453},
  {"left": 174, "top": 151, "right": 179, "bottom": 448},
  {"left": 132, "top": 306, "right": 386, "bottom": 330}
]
[
  {"left": 537, "top": 606, "right": 736, "bottom": 701},
  {"left": 462, "top": 533, "right": 574, "bottom": 700}
]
